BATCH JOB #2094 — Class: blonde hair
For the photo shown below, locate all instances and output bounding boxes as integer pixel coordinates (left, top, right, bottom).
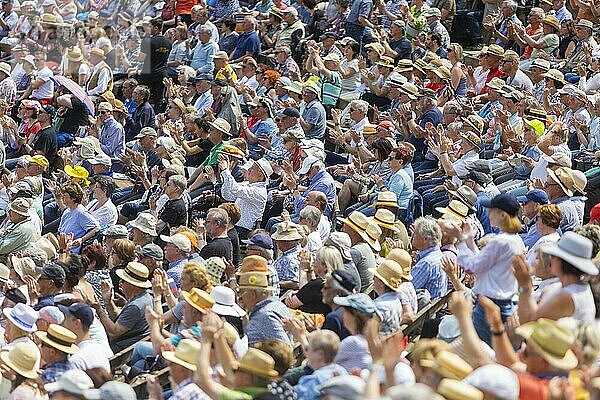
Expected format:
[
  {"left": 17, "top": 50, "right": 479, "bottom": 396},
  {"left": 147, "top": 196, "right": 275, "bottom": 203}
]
[
  {"left": 574, "top": 322, "right": 600, "bottom": 367},
  {"left": 315, "top": 246, "right": 344, "bottom": 274},
  {"left": 449, "top": 43, "right": 463, "bottom": 61},
  {"left": 493, "top": 209, "right": 522, "bottom": 234},
  {"left": 112, "top": 239, "right": 136, "bottom": 263},
  {"left": 182, "top": 262, "right": 213, "bottom": 292},
  {"left": 307, "top": 330, "right": 340, "bottom": 363}
]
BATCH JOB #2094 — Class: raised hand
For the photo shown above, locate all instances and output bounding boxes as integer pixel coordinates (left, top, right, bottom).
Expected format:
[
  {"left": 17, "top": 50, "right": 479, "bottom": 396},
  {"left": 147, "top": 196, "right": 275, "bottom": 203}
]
[
  {"left": 23, "top": 275, "right": 40, "bottom": 303},
  {"left": 512, "top": 254, "right": 532, "bottom": 287},
  {"left": 100, "top": 280, "right": 113, "bottom": 302}
]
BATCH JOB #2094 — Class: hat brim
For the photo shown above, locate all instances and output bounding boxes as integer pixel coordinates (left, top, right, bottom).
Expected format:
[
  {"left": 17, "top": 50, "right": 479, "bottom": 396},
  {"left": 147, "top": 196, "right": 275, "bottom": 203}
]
[
  {"left": 129, "top": 220, "right": 157, "bottom": 236},
  {"left": 0, "top": 350, "right": 38, "bottom": 379},
  {"left": 35, "top": 331, "right": 79, "bottom": 354},
  {"left": 447, "top": 190, "right": 476, "bottom": 212},
  {"left": 547, "top": 168, "right": 574, "bottom": 197},
  {"left": 212, "top": 302, "right": 246, "bottom": 318},
  {"left": 515, "top": 323, "right": 579, "bottom": 370},
  {"left": 3, "top": 307, "right": 37, "bottom": 332},
  {"left": 541, "top": 243, "right": 598, "bottom": 275},
  {"left": 368, "top": 268, "right": 403, "bottom": 291},
  {"left": 207, "top": 121, "right": 230, "bottom": 136},
  {"left": 180, "top": 291, "right": 211, "bottom": 314},
  {"left": 338, "top": 217, "right": 375, "bottom": 249},
  {"left": 435, "top": 206, "right": 467, "bottom": 221},
  {"left": 374, "top": 219, "right": 399, "bottom": 232},
  {"left": 235, "top": 361, "right": 279, "bottom": 378},
  {"left": 115, "top": 268, "right": 152, "bottom": 288},
  {"left": 162, "top": 350, "right": 197, "bottom": 371}
]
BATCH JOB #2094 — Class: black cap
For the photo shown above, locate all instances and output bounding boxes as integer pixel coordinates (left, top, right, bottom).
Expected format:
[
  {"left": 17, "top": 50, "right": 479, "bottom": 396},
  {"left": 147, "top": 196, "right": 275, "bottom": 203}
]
[
  {"left": 41, "top": 104, "right": 56, "bottom": 120},
  {"left": 212, "top": 78, "right": 228, "bottom": 87},
  {"left": 5, "top": 288, "right": 27, "bottom": 304},
  {"left": 480, "top": 193, "right": 520, "bottom": 217},
  {"left": 277, "top": 107, "right": 300, "bottom": 118},
  {"left": 58, "top": 303, "right": 94, "bottom": 328},
  {"left": 330, "top": 270, "right": 357, "bottom": 294},
  {"left": 36, "top": 262, "right": 66, "bottom": 287},
  {"left": 186, "top": 77, "right": 197, "bottom": 85},
  {"left": 1, "top": 0, "right": 14, "bottom": 5}
]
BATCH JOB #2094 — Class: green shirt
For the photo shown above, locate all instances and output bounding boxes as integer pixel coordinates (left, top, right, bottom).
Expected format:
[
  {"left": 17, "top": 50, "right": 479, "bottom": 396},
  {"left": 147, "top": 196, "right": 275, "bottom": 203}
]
[
  {"left": 320, "top": 71, "right": 342, "bottom": 106},
  {"left": 220, "top": 387, "right": 268, "bottom": 400},
  {"left": 202, "top": 141, "right": 224, "bottom": 167}
]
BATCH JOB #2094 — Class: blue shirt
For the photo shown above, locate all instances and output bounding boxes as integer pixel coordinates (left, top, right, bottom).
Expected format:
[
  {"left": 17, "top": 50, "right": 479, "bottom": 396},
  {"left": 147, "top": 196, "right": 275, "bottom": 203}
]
[
  {"left": 411, "top": 246, "right": 447, "bottom": 300},
  {"left": 34, "top": 293, "right": 60, "bottom": 311},
  {"left": 124, "top": 98, "right": 137, "bottom": 116},
  {"left": 293, "top": 169, "right": 336, "bottom": 217},
  {"left": 347, "top": 0, "right": 373, "bottom": 24},
  {"left": 322, "top": 307, "right": 351, "bottom": 339},
  {"left": 295, "top": 363, "right": 348, "bottom": 400},
  {"left": 167, "top": 258, "right": 186, "bottom": 287},
  {"left": 514, "top": 144, "right": 542, "bottom": 180},
  {"left": 552, "top": 196, "right": 581, "bottom": 232},
  {"left": 384, "top": 169, "right": 412, "bottom": 209},
  {"left": 302, "top": 99, "right": 326, "bottom": 139},
  {"left": 231, "top": 31, "right": 260, "bottom": 60},
  {"left": 476, "top": 191, "right": 495, "bottom": 235},
  {"left": 99, "top": 117, "right": 125, "bottom": 158},
  {"left": 248, "top": 118, "right": 278, "bottom": 160},
  {"left": 273, "top": 245, "right": 301, "bottom": 283},
  {"left": 190, "top": 40, "right": 219, "bottom": 73},
  {"left": 521, "top": 216, "right": 542, "bottom": 250},
  {"left": 59, "top": 205, "right": 99, "bottom": 254},
  {"left": 40, "top": 359, "right": 71, "bottom": 384},
  {"left": 374, "top": 291, "right": 403, "bottom": 335},
  {"left": 247, "top": 297, "right": 291, "bottom": 346},
  {"left": 478, "top": 100, "right": 501, "bottom": 122}
]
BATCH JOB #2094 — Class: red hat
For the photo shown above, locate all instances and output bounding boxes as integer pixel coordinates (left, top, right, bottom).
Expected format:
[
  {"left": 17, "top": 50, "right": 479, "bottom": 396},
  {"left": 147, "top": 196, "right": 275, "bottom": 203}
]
[
  {"left": 378, "top": 121, "right": 395, "bottom": 130},
  {"left": 591, "top": 203, "right": 600, "bottom": 221}
]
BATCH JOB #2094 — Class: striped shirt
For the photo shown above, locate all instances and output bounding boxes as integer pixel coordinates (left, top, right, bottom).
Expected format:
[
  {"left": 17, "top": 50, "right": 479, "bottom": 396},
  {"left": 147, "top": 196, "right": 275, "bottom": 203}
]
[{"left": 411, "top": 246, "right": 447, "bottom": 300}]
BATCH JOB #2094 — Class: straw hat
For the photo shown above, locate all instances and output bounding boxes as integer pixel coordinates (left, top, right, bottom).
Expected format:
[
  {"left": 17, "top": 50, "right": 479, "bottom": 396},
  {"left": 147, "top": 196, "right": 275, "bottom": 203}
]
[
  {"left": 9, "top": 197, "right": 31, "bottom": 217},
  {"left": 237, "top": 271, "right": 274, "bottom": 290},
  {"left": 115, "top": 262, "right": 152, "bottom": 288},
  {"left": 365, "top": 220, "right": 382, "bottom": 252},
  {"left": 547, "top": 167, "right": 575, "bottom": 197},
  {"left": 161, "top": 339, "right": 201, "bottom": 371},
  {"left": 272, "top": 221, "right": 303, "bottom": 241},
  {"left": 420, "top": 350, "right": 473, "bottom": 379},
  {"left": 433, "top": 66, "right": 451, "bottom": 81},
  {"left": 373, "top": 209, "right": 399, "bottom": 232},
  {"left": 35, "top": 324, "right": 79, "bottom": 354},
  {"left": 11, "top": 255, "right": 38, "bottom": 280},
  {"left": 385, "top": 248, "right": 413, "bottom": 280},
  {"left": 238, "top": 255, "right": 270, "bottom": 274},
  {"left": 0, "top": 342, "right": 39, "bottom": 379},
  {"left": 542, "top": 15, "right": 559, "bottom": 30},
  {"left": 437, "top": 379, "right": 483, "bottom": 400},
  {"left": 362, "top": 124, "right": 377, "bottom": 136},
  {"left": 67, "top": 47, "right": 83, "bottom": 62},
  {"left": 376, "top": 191, "right": 398, "bottom": 208},
  {"left": 369, "top": 259, "right": 405, "bottom": 292},
  {"left": 181, "top": 288, "right": 215, "bottom": 314},
  {"left": 234, "top": 348, "right": 279, "bottom": 378},
  {"left": 0, "top": 263, "right": 9, "bottom": 284},
  {"left": 571, "top": 169, "right": 587, "bottom": 195},
  {"left": 515, "top": 318, "right": 579, "bottom": 370},
  {"left": 41, "top": 13, "right": 60, "bottom": 25},
  {"left": 208, "top": 117, "right": 231, "bottom": 136},
  {"left": 0, "top": 62, "right": 11, "bottom": 77},
  {"left": 338, "top": 211, "right": 372, "bottom": 248},
  {"left": 129, "top": 212, "right": 158, "bottom": 236},
  {"left": 89, "top": 47, "right": 106, "bottom": 59},
  {"left": 436, "top": 200, "right": 469, "bottom": 222},
  {"left": 541, "top": 69, "right": 566, "bottom": 84}
]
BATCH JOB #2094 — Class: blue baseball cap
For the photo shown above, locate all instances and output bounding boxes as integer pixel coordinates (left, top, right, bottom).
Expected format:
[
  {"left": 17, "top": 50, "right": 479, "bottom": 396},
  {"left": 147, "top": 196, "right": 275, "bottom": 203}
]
[
  {"left": 516, "top": 189, "right": 549, "bottom": 205},
  {"left": 242, "top": 233, "right": 273, "bottom": 250},
  {"left": 333, "top": 293, "right": 377, "bottom": 316},
  {"left": 479, "top": 193, "right": 520, "bottom": 217},
  {"left": 58, "top": 303, "right": 94, "bottom": 329}
]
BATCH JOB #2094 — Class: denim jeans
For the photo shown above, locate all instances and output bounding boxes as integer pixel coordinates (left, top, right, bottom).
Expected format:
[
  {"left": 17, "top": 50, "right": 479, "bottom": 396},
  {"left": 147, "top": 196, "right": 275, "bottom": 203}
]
[
  {"left": 473, "top": 296, "right": 516, "bottom": 346},
  {"left": 130, "top": 341, "right": 158, "bottom": 370}
]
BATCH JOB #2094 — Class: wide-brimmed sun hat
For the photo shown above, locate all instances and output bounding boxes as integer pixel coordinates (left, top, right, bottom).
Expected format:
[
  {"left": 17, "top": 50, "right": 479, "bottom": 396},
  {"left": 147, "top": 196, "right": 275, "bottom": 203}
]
[
  {"left": 234, "top": 348, "right": 279, "bottom": 378},
  {"left": 547, "top": 167, "right": 575, "bottom": 197},
  {"left": 181, "top": 288, "right": 215, "bottom": 314},
  {"left": 386, "top": 248, "right": 413, "bottom": 280},
  {"left": 162, "top": 339, "right": 201, "bottom": 371},
  {"left": 115, "top": 262, "right": 152, "bottom": 288},
  {"left": 436, "top": 200, "right": 469, "bottom": 222},
  {"left": 129, "top": 212, "right": 158, "bottom": 236},
  {"left": 541, "top": 231, "right": 598, "bottom": 275},
  {"left": 373, "top": 209, "right": 399, "bottom": 232},
  {"left": 369, "top": 259, "right": 405, "bottom": 292},
  {"left": 3, "top": 303, "right": 38, "bottom": 332},
  {"left": 210, "top": 286, "right": 245, "bottom": 317},
  {"left": 0, "top": 342, "right": 39, "bottom": 379}
]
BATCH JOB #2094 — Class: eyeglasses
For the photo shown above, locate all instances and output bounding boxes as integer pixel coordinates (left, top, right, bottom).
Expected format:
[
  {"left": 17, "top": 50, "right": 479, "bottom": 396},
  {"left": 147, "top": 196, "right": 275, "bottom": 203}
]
[
  {"left": 34, "top": 58, "right": 44, "bottom": 62},
  {"left": 500, "top": 59, "right": 512, "bottom": 64},
  {"left": 98, "top": 110, "right": 109, "bottom": 115},
  {"left": 256, "top": 70, "right": 264, "bottom": 74}
]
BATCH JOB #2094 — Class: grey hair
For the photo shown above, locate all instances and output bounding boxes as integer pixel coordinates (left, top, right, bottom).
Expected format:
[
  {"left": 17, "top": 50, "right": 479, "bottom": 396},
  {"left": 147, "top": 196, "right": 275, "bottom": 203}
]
[
  {"left": 199, "top": 25, "right": 212, "bottom": 34},
  {"left": 413, "top": 217, "right": 442, "bottom": 247},
  {"left": 243, "top": 15, "right": 257, "bottom": 28},
  {"left": 169, "top": 175, "right": 187, "bottom": 193},
  {"left": 447, "top": 121, "right": 463, "bottom": 133},
  {"left": 530, "top": 7, "right": 544, "bottom": 17},
  {"left": 502, "top": 0, "right": 517, "bottom": 11},
  {"left": 208, "top": 207, "right": 230, "bottom": 228},
  {"left": 20, "top": 245, "right": 48, "bottom": 268},
  {"left": 350, "top": 99, "right": 369, "bottom": 115},
  {"left": 95, "top": 36, "right": 111, "bottom": 49},
  {"left": 134, "top": 85, "right": 151, "bottom": 101},
  {"left": 575, "top": 224, "right": 600, "bottom": 257},
  {"left": 423, "top": 97, "right": 438, "bottom": 108},
  {"left": 316, "top": 246, "right": 344, "bottom": 274},
  {"left": 300, "top": 205, "right": 321, "bottom": 227}
]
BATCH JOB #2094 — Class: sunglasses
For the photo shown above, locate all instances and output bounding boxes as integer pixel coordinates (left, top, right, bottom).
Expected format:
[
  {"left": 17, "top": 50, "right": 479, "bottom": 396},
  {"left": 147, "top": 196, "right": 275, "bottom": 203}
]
[{"left": 99, "top": 110, "right": 109, "bottom": 114}]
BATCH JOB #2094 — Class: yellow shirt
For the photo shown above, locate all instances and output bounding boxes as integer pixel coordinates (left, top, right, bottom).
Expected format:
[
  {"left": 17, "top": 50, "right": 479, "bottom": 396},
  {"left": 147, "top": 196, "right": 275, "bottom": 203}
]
[{"left": 216, "top": 64, "right": 238, "bottom": 82}]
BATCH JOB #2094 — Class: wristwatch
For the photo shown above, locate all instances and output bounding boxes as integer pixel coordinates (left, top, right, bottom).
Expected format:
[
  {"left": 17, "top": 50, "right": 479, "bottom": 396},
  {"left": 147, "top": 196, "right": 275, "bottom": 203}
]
[{"left": 518, "top": 285, "right": 532, "bottom": 295}]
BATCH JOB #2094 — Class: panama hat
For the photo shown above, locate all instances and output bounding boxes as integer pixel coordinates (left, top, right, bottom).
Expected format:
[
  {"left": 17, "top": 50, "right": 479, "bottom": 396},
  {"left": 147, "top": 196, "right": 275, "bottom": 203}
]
[
  {"left": 129, "top": 212, "right": 158, "bottom": 236},
  {"left": 0, "top": 62, "right": 11, "bottom": 77},
  {"left": 542, "top": 231, "right": 598, "bottom": 275},
  {"left": 181, "top": 288, "right": 215, "bottom": 314},
  {"left": 485, "top": 44, "right": 504, "bottom": 57},
  {"left": 162, "top": 339, "right": 201, "bottom": 371},
  {"left": 437, "top": 379, "right": 483, "bottom": 400},
  {"left": 373, "top": 209, "right": 399, "bottom": 232},
  {"left": 362, "top": 124, "right": 377, "bottom": 136},
  {"left": 433, "top": 66, "right": 451, "bottom": 81},
  {"left": 577, "top": 19, "right": 593, "bottom": 29},
  {"left": 448, "top": 185, "right": 477, "bottom": 212},
  {"left": 376, "top": 191, "right": 399, "bottom": 208},
  {"left": 89, "top": 47, "right": 106, "bottom": 59},
  {"left": 0, "top": 342, "right": 39, "bottom": 379},
  {"left": 338, "top": 211, "right": 372, "bottom": 247},
  {"left": 211, "top": 286, "right": 245, "bottom": 317},
  {"left": 547, "top": 167, "right": 575, "bottom": 197},
  {"left": 542, "top": 69, "right": 566, "bottom": 84},
  {"left": 365, "top": 220, "right": 382, "bottom": 252},
  {"left": 234, "top": 348, "right": 279, "bottom": 378},
  {"left": 115, "top": 262, "right": 152, "bottom": 288},
  {"left": 237, "top": 271, "right": 274, "bottom": 290},
  {"left": 35, "top": 324, "right": 79, "bottom": 354},
  {"left": 515, "top": 318, "right": 579, "bottom": 370},
  {"left": 3, "top": 303, "right": 38, "bottom": 332},
  {"left": 486, "top": 77, "right": 505, "bottom": 91},
  {"left": 272, "top": 221, "right": 303, "bottom": 241},
  {"left": 208, "top": 117, "right": 231, "bottom": 136},
  {"left": 364, "top": 42, "right": 385, "bottom": 55},
  {"left": 66, "top": 47, "right": 83, "bottom": 62},
  {"left": 376, "top": 56, "right": 395, "bottom": 68},
  {"left": 369, "top": 259, "right": 405, "bottom": 292},
  {"left": 436, "top": 200, "right": 469, "bottom": 221},
  {"left": 220, "top": 144, "right": 246, "bottom": 159},
  {"left": 9, "top": 197, "right": 31, "bottom": 217},
  {"left": 386, "top": 248, "right": 413, "bottom": 280},
  {"left": 397, "top": 82, "right": 418, "bottom": 99}
]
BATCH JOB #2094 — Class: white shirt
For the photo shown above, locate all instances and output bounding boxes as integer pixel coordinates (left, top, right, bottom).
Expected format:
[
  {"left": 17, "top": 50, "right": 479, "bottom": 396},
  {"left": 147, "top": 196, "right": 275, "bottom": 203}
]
[
  {"left": 526, "top": 231, "right": 559, "bottom": 267},
  {"left": 318, "top": 215, "right": 331, "bottom": 243},
  {"left": 69, "top": 339, "right": 111, "bottom": 372},
  {"left": 530, "top": 144, "right": 570, "bottom": 181},
  {"left": 237, "top": 75, "right": 259, "bottom": 105},
  {"left": 306, "top": 231, "right": 322, "bottom": 258},
  {"left": 457, "top": 233, "right": 525, "bottom": 299},
  {"left": 220, "top": 170, "right": 267, "bottom": 230},
  {"left": 87, "top": 199, "right": 118, "bottom": 229},
  {"left": 472, "top": 66, "right": 489, "bottom": 95},
  {"left": 451, "top": 149, "right": 479, "bottom": 186},
  {"left": 32, "top": 67, "right": 54, "bottom": 100}
]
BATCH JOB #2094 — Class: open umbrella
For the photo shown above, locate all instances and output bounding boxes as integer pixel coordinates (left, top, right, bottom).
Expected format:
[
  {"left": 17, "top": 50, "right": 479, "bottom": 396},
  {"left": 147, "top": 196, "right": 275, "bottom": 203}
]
[{"left": 52, "top": 75, "right": 95, "bottom": 116}]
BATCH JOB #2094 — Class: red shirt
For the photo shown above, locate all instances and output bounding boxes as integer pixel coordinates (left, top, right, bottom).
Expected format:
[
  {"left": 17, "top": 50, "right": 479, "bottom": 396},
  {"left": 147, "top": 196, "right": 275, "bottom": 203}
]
[
  {"left": 175, "top": 0, "right": 196, "bottom": 15},
  {"left": 481, "top": 66, "right": 504, "bottom": 94}
]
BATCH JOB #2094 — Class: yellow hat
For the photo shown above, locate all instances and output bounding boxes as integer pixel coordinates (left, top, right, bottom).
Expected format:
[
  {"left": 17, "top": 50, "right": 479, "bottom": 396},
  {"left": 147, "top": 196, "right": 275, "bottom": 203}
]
[
  {"left": 64, "top": 165, "right": 90, "bottom": 185},
  {"left": 515, "top": 318, "right": 578, "bottom": 370},
  {"left": 181, "top": 288, "right": 215, "bottom": 314},
  {"left": 362, "top": 124, "right": 377, "bottom": 136},
  {"left": 421, "top": 350, "right": 473, "bottom": 379},
  {"left": 385, "top": 248, "right": 413, "bottom": 280},
  {"left": 369, "top": 259, "right": 405, "bottom": 291},
  {"left": 0, "top": 342, "right": 39, "bottom": 379},
  {"left": 437, "top": 379, "right": 483, "bottom": 400},
  {"left": 237, "top": 255, "right": 270, "bottom": 274},
  {"left": 234, "top": 348, "right": 279, "bottom": 378},
  {"left": 237, "top": 271, "right": 273, "bottom": 290},
  {"left": 26, "top": 154, "right": 49, "bottom": 167},
  {"left": 35, "top": 324, "right": 79, "bottom": 354},
  {"left": 162, "top": 339, "right": 201, "bottom": 371}
]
